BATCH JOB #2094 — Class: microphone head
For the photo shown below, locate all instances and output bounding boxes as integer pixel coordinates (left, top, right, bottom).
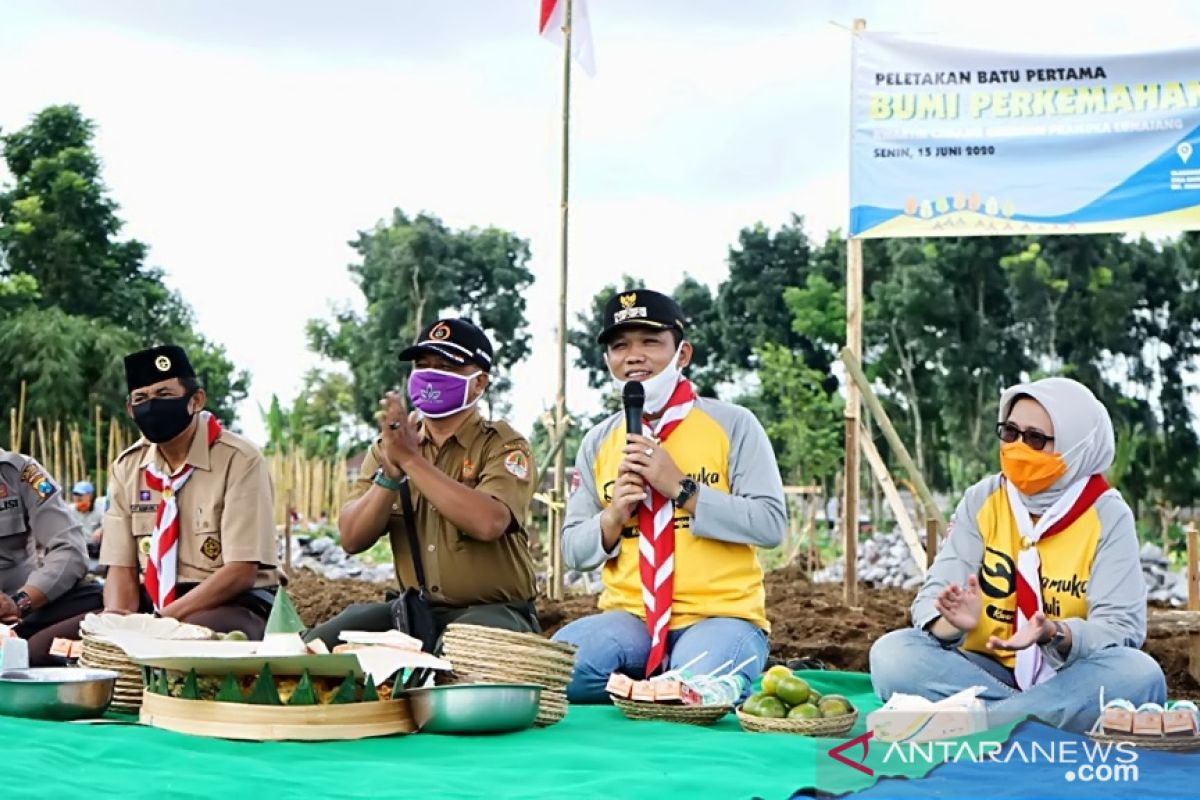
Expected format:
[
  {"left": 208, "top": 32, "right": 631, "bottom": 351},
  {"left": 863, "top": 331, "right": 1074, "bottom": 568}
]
[{"left": 622, "top": 381, "right": 645, "bottom": 407}]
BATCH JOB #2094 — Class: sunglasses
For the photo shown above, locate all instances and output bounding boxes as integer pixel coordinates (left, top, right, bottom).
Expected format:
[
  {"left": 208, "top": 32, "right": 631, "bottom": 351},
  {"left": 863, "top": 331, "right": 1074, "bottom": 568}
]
[{"left": 996, "top": 421, "right": 1055, "bottom": 452}]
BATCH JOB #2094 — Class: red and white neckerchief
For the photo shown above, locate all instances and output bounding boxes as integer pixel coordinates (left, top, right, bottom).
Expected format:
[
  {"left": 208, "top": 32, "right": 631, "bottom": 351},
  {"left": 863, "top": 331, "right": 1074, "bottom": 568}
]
[
  {"left": 142, "top": 412, "right": 222, "bottom": 611},
  {"left": 638, "top": 378, "right": 696, "bottom": 676},
  {"left": 1004, "top": 473, "right": 1110, "bottom": 690}
]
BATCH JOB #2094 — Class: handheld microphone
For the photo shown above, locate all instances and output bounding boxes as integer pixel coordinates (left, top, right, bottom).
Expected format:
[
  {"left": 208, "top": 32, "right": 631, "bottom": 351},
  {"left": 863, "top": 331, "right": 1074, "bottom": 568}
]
[{"left": 623, "top": 382, "right": 645, "bottom": 437}]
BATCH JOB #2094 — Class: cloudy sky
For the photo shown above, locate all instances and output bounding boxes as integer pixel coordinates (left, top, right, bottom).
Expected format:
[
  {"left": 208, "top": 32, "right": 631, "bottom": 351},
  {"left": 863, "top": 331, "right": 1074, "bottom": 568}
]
[{"left": 2, "top": 0, "right": 1196, "bottom": 443}]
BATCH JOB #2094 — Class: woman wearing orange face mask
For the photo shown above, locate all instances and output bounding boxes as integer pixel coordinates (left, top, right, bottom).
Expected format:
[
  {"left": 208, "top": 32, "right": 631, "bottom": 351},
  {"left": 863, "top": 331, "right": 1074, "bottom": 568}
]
[{"left": 869, "top": 377, "right": 1166, "bottom": 733}]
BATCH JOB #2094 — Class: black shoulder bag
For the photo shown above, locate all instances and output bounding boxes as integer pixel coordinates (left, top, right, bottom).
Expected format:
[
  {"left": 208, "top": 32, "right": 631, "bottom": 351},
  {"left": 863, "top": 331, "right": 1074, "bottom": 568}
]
[{"left": 388, "top": 478, "right": 439, "bottom": 651}]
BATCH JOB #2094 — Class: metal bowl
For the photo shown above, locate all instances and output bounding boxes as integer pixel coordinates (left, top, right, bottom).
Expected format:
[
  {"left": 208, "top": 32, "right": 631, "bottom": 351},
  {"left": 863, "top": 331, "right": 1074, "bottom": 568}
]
[
  {"left": 0, "top": 668, "right": 118, "bottom": 721},
  {"left": 407, "top": 683, "right": 541, "bottom": 734}
]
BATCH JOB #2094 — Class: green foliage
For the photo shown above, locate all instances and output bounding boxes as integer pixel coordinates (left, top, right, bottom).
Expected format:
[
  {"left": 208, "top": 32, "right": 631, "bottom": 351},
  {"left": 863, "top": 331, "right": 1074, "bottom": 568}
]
[
  {"left": 261, "top": 369, "right": 365, "bottom": 457},
  {"left": 529, "top": 409, "right": 585, "bottom": 472},
  {"left": 742, "top": 344, "right": 843, "bottom": 485},
  {"left": 308, "top": 211, "right": 535, "bottom": 425},
  {"left": 0, "top": 104, "right": 248, "bottom": 434}
]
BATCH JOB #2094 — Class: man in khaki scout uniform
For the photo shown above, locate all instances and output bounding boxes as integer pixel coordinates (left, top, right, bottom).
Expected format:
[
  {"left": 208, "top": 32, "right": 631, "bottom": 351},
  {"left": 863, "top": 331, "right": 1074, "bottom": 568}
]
[
  {"left": 0, "top": 452, "right": 102, "bottom": 664},
  {"left": 38, "top": 345, "right": 280, "bottom": 642},
  {"left": 306, "top": 318, "right": 538, "bottom": 648}
]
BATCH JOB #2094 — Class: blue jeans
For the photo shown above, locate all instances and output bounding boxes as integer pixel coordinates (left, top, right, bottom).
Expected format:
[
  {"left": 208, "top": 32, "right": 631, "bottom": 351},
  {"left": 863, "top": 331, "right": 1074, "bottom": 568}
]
[
  {"left": 869, "top": 628, "right": 1167, "bottom": 733},
  {"left": 552, "top": 610, "right": 769, "bottom": 704}
]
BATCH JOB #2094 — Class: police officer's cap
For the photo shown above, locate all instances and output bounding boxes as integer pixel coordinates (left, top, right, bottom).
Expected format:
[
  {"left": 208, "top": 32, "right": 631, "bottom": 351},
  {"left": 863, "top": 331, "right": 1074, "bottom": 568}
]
[
  {"left": 124, "top": 345, "right": 196, "bottom": 393},
  {"left": 597, "top": 289, "right": 686, "bottom": 344},
  {"left": 397, "top": 318, "right": 494, "bottom": 372}
]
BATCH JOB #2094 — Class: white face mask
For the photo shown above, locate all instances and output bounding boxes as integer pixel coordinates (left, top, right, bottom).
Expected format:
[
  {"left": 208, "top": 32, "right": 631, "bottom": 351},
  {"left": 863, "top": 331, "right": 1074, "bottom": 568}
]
[{"left": 607, "top": 343, "right": 685, "bottom": 415}]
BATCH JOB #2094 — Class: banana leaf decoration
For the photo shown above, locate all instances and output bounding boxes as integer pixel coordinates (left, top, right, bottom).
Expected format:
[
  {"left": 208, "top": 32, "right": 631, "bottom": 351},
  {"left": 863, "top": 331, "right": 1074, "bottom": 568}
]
[
  {"left": 181, "top": 669, "right": 201, "bottom": 701},
  {"left": 331, "top": 673, "right": 358, "bottom": 705},
  {"left": 247, "top": 664, "right": 282, "bottom": 705},
  {"left": 363, "top": 674, "right": 378, "bottom": 702},
  {"left": 216, "top": 673, "right": 245, "bottom": 703},
  {"left": 288, "top": 670, "right": 318, "bottom": 706}
]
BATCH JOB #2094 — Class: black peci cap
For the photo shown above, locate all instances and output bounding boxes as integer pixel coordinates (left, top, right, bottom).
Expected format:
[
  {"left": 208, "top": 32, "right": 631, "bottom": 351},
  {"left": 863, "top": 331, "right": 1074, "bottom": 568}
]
[
  {"left": 597, "top": 289, "right": 686, "bottom": 344},
  {"left": 398, "top": 318, "right": 494, "bottom": 371},
  {"left": 124, "top": 345, "right": 196, "bottom": 393}
]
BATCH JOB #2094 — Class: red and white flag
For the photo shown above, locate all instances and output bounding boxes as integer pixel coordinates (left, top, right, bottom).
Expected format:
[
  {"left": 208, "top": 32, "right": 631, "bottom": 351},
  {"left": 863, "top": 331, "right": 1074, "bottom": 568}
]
[{"left": 539, "top": 0, "right": 596, "bottom": 76}]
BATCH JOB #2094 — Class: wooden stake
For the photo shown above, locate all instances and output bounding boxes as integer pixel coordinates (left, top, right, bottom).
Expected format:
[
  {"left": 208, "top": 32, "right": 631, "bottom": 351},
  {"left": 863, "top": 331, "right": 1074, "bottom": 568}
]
[
  {"left": 840, "top": 347, "right": 944, "bottom": 526},
  {"left": 53, "top": 420, "right": 63, "bottom": 486},
  {"left": 1187, "top": 522, "right": 1198, "bottom": 612},
  {"left": 95, "top": 405, "right": 102, "bottom": 487},
  {"left": 8, "top": 408, "right": 15, "bottom": 452},
  {"left": 16, "top": 380, "right": 26, "bottom": 452},
  {"left": 926, "top": 518, "right": 939, "bottom": 570},
  {"left": 858, "top": 424, "right": 926, "bottom": 574},
  {"left": 1187, "top": 522, "right": 1199, "bottom": 685}
]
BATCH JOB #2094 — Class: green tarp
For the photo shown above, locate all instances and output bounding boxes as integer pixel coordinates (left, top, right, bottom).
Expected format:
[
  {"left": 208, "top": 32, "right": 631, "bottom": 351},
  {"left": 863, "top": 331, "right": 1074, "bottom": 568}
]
[{"left": 5, "top": 672, "right": 1019, "bottom": 799}]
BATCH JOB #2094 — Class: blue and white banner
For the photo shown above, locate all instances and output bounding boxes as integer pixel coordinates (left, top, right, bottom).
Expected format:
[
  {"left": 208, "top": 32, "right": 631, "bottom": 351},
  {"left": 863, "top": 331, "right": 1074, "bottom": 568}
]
[{"left": 851, "top": 34, "right": 1200, "bottom": 238}]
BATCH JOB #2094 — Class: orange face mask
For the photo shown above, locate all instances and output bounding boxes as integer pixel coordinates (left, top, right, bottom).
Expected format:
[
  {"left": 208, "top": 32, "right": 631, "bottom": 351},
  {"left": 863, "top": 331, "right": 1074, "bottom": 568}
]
[
  {"left": 75, "top": 500, "right": 92, "bottom": 513},
  {"left": 1000, "top": 441, "right": 1067, "bottom": 495}
]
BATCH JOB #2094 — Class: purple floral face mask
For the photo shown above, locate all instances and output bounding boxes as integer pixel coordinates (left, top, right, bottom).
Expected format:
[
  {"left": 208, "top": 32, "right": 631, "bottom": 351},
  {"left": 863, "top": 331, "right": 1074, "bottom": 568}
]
[{"left": 407, "top": 369, "right": 482, "bottom": 418}]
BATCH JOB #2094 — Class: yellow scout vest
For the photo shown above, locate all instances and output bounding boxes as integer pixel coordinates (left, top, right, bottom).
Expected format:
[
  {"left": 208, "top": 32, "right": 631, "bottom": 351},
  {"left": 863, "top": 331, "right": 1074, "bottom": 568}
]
[
  {"left": 963, "top": 486, "right": 1100, "bottom": 667},
  {"left": 592, "top": 408, "right": 769, "bottom": 632}
]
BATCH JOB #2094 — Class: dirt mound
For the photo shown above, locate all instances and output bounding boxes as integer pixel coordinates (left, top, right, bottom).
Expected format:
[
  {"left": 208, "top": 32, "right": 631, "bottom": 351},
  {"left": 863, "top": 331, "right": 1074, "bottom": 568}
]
[
  {"left": 287, "top": 569, "right": 387, "bottom": 628},
  {"left": 290, "top": 566, "right": 1198, "bottom": 699}
]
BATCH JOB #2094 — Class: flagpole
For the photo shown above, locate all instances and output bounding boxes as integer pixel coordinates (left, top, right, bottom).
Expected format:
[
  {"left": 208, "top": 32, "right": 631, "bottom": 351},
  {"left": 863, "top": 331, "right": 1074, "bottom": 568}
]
[{"left": 550, "top": 0, "right": 574, "bottom": 603}]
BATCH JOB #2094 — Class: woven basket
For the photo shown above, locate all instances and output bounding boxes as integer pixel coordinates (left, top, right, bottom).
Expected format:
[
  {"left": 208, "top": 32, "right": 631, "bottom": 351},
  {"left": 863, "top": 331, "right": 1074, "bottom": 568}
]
[
  {"left": 613, "top": 696, "right": 731, "bottom": 726},
  {"left": 735, "top": 706, "right": 858, "bottom": 737},
  {"left": 79, "top": 634, "right": 144, "bottom": 713},
  {"left": 439, "top": 625, "right": 578, "bottom": 727},
  {"left": 1086, "top": 730, "right": 1200, "bottom": 752}
]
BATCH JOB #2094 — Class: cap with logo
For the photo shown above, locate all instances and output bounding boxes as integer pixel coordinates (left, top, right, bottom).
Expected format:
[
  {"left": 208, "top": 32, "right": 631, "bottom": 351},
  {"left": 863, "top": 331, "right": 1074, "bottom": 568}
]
[
  {"left": 124, "top": 345, "right": 196, "bottom": 393},
  {"left": 397, "top": 318, "right": 494, "bottom": 372},
  {"left": 597, "top": 289, "right": 687, "bottom": 344}
]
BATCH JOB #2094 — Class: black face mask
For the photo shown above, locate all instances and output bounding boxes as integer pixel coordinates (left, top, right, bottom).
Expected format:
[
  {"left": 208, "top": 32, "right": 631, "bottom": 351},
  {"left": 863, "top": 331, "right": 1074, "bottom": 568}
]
[{"left": 132, "top": 392, "right": 196, "bottom": 444}]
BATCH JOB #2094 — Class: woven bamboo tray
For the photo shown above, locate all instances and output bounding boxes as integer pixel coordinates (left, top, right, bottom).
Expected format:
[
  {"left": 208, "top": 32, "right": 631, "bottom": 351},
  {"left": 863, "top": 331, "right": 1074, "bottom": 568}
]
[
  {"left": 1086, "top": 730, "right": 1200, "bottom": 752},
  {"left": 612, "top": 696, "right": 731, "bottom": 726},
  {"left": 735, "top": 706, "right": 858, "bottom": 737},
  {"left": 139, "top": 692, "right": 415, "bottom": 741},
  {"left": 79, "top": 635, "right": 144, "bottom": 713}
]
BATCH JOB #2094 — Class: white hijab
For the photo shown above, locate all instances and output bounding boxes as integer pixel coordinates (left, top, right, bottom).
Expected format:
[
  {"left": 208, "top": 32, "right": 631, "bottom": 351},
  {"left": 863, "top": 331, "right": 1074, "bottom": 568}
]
[{"left": 997, "top": 377, "right": 1115, "bottom": 515}]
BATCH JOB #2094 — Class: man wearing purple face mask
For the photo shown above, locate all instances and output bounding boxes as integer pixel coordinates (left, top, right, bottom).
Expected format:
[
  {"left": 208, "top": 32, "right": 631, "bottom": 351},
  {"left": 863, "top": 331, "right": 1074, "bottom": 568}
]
[{"left": 305, "top": 318, "right": 539, "bottom": 649}]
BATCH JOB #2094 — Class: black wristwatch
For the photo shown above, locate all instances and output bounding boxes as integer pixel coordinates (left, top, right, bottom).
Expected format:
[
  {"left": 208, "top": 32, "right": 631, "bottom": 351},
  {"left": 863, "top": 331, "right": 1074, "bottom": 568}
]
[
  {"left": 674, "top": 478, "right": 699, "bottom": 507},
  {"left": 9, "top": 591, "right": 32, "bottom": 619}
]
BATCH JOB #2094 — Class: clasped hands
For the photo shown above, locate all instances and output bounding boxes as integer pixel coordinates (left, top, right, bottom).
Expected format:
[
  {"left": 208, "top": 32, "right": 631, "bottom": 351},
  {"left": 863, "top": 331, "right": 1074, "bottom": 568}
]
[{"left": 599, "top": 434, "right": 686, "bottom": 531}]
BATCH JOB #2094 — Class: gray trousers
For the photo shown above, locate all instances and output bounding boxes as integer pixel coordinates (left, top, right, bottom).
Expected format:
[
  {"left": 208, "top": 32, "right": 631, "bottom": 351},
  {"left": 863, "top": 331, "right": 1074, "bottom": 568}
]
[{"left": 304, "top": 599, "right": 539, "bottom": 651}]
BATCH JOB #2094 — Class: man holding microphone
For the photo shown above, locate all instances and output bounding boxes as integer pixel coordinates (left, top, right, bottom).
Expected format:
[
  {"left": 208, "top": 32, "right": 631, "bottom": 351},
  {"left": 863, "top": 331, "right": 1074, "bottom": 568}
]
[{"left": 553, "top": 289, "right": 787, "bottom": 703}]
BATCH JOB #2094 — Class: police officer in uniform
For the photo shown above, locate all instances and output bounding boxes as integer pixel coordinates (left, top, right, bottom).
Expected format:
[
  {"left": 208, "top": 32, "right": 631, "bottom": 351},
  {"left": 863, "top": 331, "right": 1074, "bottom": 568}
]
[
  {"left": 0, "top": 452, "right": 102, "bottom": 664},
  {"left": 38, "top": 346, "right": 280, "bottom": 642},
  {"left": 306, "top": 318, "right": 539, "bottom": 648}
]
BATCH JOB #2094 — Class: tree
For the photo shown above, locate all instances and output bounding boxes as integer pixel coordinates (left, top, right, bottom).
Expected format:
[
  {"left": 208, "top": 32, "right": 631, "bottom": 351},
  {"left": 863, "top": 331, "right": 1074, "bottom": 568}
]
[
  {"left": 0, "top": 105, "right": 249, "bottom": 431},
  {"left": 743, "top": 343, "right": 843, "bottom": 485},
  {"left": 308, "top": 210, "right": 535, "bottom": 424},
  {"left": 261, "top": 369, "right": 365, "bottom": 458}
]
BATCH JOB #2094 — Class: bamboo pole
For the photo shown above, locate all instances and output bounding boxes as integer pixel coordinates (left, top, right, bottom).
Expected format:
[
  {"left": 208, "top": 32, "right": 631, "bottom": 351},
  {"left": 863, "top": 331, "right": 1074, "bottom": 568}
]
[
  {"left": 53, "top": 420, "right": 63, "bottom": 485},
  {"left": 840, "top": 17, "right": 867, "bottom": 608},
  {"left": 840, "top": 347, "right": 944, "bottom": 527},
  {"left": 8, "top": 408, "right": 15, "bottom": 452},
  {"left": 94, "top": 405, "right": 102, "bottom": 488},
  {"left": 35, "top": 418, "right": 46, "bottom": 467},
  {"left": 15, "top": 380, "right": 26, "bottom": 452},
  {"left": 546, "top": 0, "right": 576, "bottom": 604},
  {"left": 926, "top": 518, "right": 940, "bottom": 570}
]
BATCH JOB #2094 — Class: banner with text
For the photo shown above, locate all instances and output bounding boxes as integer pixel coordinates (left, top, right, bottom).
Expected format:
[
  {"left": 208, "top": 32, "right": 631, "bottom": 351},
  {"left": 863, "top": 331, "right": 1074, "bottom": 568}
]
[{"left": 850, "top": 35, "right": 1200, "bottom": 238}]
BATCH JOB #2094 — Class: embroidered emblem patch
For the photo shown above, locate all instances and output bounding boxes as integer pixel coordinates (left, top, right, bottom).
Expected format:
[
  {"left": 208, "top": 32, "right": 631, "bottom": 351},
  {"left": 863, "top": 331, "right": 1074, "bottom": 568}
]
[
  {"left": 430, "top": 321, "right": 451, "bottom": 340},
  {"left": 503, "top": 450, "right": 529, "bottom": 480},
  {"left": 155, "top": 355, "right": 171, "bottom": 372},
  {"left": 139, "top": 489, "right": 152, "bottom": 502},
  {"left": 139, "top": 537, "right": 152, "bottom": 556},
  {"left": 200, "top": 536, "right": 222, "bottom": 560},
  {"left": 0, "top": 485, "right": 8, "bottom": 499},
  {"left": 462, "top": 458, "right": 475, "bottom": 480},
  {"left": 20, "top": 462, "right": 55, "bottom": 502}
]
